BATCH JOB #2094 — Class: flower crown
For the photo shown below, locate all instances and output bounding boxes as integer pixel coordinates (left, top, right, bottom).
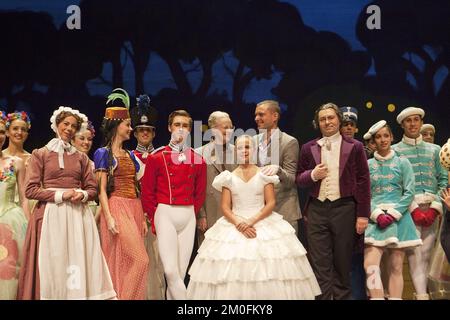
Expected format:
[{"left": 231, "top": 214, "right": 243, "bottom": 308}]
[
  {"left": 50, "top": 106, "right": 88, "bottom": 134},
  {"left": 86, "top": 120, "right": 95, "bottom": 137},
  {"left": 77, "top": 120, "right": 96, "bottom": 138},
  {"left": 0, "top": 110, "right": 6, "bottom": 124},
  {"left": 6, "top": 111, "right": 31, "bottom": 129}
]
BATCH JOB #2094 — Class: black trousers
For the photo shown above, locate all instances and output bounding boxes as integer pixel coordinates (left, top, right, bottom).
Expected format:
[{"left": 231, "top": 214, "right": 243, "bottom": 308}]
[{"left": 307, "top": 197, "right": 356, "bottom": 300}]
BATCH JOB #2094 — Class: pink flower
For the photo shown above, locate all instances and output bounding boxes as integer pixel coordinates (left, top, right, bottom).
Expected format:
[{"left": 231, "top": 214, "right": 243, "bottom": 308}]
[{"left": 0, "top": 223, "right": 19, "bottom": 280}]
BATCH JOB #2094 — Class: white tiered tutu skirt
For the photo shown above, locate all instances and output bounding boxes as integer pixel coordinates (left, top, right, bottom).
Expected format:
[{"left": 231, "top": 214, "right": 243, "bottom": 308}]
[{"left": 187, "top": 211, "right": 321, "bottom": 300}]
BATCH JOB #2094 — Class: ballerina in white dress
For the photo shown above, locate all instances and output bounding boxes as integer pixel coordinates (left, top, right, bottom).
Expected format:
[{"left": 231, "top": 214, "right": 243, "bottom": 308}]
[{"left": 187, "top": 135, "right": 321, "bottom": 300}]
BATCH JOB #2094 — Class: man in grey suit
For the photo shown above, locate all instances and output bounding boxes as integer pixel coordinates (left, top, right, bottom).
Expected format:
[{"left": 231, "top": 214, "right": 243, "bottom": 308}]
[
  {"left": 254, "top": 100, "right": 301, "bottom": 234},
  {"left": 195, "top": 111, "right": 237, "bottom": 245}
]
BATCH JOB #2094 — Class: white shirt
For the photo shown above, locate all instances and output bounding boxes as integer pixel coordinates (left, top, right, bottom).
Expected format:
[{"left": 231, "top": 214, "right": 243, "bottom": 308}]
[
  {"left": 316, "top": 132, "right": 342, "bottom": 201},
  {"left": 258, "top": 128, "right": 279, "bottom": 166}
]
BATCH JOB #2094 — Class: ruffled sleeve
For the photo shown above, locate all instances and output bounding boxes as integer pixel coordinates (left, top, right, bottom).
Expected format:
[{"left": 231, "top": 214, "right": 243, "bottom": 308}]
[
  {"left": 260, "top": 172, "right": 280, "bottom": 186},
  {"left": 212, "top": 170, "right": 233, "bottom": 192},
  {"left": 93, "top": 147, "right": 109, "bottom": 172}
]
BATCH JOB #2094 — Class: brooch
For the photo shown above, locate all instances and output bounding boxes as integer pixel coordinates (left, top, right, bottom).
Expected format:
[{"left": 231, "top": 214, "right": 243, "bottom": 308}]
[{"left": 178, "top": 153, "right": 187, "bottom": 163}]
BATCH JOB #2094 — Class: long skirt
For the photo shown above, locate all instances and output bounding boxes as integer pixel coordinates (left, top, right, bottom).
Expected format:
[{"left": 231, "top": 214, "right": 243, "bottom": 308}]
[
  {"left": 428, "top": 213, "right": 450, "bottom": 299},
  {"left": 18, "top": 198, "right": 116, "bottom": 300},
  {"left": 100, "top": 196, "right": 149, "bottom": 300},
  {"left": 0, "top": 206, "right": 27, "bottom": 299}
]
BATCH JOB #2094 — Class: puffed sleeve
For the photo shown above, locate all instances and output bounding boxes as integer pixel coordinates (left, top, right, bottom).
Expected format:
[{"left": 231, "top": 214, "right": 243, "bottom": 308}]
[
  {"left": 93, "top": 147, "right": 109, "bottom": 172},
  {"left": 130, "top": 150, "right": 145, "bottom": 181},
  {"left": 260, "top": 172, "right": 280, "bottom": 186},
  {"left": 212, "top": 170, "right": 233, "bottom": 192},
  {"left": 129, "top": 151, "right": 140, "bottom": 173}
]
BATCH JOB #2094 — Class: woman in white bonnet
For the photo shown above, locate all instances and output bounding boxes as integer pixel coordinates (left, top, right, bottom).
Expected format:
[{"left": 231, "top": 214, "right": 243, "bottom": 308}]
[{"left": 18, "top": 107, "right": 115, "bottom": 300}]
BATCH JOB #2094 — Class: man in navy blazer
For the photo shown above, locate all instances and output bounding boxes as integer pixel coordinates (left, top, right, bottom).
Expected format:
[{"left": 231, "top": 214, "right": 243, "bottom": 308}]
[{"left": 297, "top": 103, "right": 371, "bottom": 300}]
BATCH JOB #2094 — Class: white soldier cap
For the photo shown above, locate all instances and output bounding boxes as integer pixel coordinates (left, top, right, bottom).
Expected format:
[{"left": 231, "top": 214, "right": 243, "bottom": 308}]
[
  {"left": 363, "top": 120, "right": 387, "bottom": 141},
  {"left": 396, "top": 107, "right": 425, "bottom": 124},
  {"left": 420, "top": 123, "right": 435, "bottom": 133}
]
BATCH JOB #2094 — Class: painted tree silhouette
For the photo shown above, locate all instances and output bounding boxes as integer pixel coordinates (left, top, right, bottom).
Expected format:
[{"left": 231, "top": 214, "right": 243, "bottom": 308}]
[
  {"left": 0, "top": 11, "right": 57, "bottom": 111},
  {"left": 227, "top": 0, "right": 306, "bottom": 107},
  {"left": 48, "top": 26, "right": 103, "bottom": 100},
  {"left": 79, "top": 0, "right": 130, "bottom": 88},
  {"left": 356, "top": 0, "right": 450, "bottom": 111},
  {"left": 273, "top": 28, "right": 371, "bottom": 132}
]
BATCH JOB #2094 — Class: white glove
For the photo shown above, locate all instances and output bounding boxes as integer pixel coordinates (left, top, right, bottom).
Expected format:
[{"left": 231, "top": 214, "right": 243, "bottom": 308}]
[{"left": 261, "top": 165, "right": 280, "bottom": 176}]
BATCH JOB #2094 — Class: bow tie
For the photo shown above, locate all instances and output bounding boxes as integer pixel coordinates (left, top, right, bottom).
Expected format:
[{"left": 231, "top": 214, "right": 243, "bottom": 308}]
[
  {"left": 62, "top": 141, "right": 72, "bottom": 151},
  {"left": 169, "top": 142, "right": 186, "bottom": 153},
  {"left": 178, "top": 153, "right": 187, "bottom": 163},
  {"left": 318, "top": 137, "right": 332, "bottom": 151}
]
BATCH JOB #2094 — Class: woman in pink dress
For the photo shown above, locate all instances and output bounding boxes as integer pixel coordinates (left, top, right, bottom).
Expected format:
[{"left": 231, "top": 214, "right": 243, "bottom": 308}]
[
  {"left": 94, "top": 89, "right": 149, "bottom": 300},
  {"left": 18, "top": 107, "right": 115, "bottom": 300}
]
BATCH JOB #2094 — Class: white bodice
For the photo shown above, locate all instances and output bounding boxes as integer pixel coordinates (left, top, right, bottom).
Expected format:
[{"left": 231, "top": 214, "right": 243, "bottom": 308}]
[{"left": 212, "top": 170, "right": 279, "bottom": 218}]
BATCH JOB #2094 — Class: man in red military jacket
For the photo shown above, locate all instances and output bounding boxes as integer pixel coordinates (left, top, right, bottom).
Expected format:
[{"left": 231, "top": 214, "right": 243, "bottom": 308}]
[{"left": 141, "top": 109, "right": 206, "bottom": 300}]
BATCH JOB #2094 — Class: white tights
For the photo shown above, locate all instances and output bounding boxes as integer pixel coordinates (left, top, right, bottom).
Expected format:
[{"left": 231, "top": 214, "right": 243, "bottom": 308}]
[
  {"left": 154, "top": 204, "right": 196, "bottom": 300},
  {"left": 407, "top": 223, "right": 437, "bottom": 295}
]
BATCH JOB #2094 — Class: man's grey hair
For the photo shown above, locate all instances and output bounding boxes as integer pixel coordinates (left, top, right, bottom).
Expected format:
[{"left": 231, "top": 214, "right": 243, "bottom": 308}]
[{"left": 208, "top": 111, "right": 231, "bottom": 128}]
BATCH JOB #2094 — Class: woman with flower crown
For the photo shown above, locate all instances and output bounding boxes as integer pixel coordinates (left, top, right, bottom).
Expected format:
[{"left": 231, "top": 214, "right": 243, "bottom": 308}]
[
  {"left": 3, "top": 111, "right": 33, "bottom": 214},
  {"left": 0, "top": 111, "right": 29, "bottom": 299},
  {"left": 17, "top": 106, "right": 116, "bottom": 300},
  {"left": 3, "top": 111, "right": 32, "bottom": 166}
]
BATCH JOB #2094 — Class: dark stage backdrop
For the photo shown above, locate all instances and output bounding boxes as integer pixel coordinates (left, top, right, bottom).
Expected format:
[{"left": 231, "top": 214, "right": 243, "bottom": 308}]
[{"left": 1, "top": 0, "right": 449, "bottom": 152}]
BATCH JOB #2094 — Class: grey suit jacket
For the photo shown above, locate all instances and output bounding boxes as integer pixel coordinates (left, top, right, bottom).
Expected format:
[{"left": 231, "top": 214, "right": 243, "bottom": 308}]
[
  {"left": 255, "top": 130, "right": 301, "bottom": 222},
  {"left": 195, "top": 142, "right": 237, "bottom": 228}
]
